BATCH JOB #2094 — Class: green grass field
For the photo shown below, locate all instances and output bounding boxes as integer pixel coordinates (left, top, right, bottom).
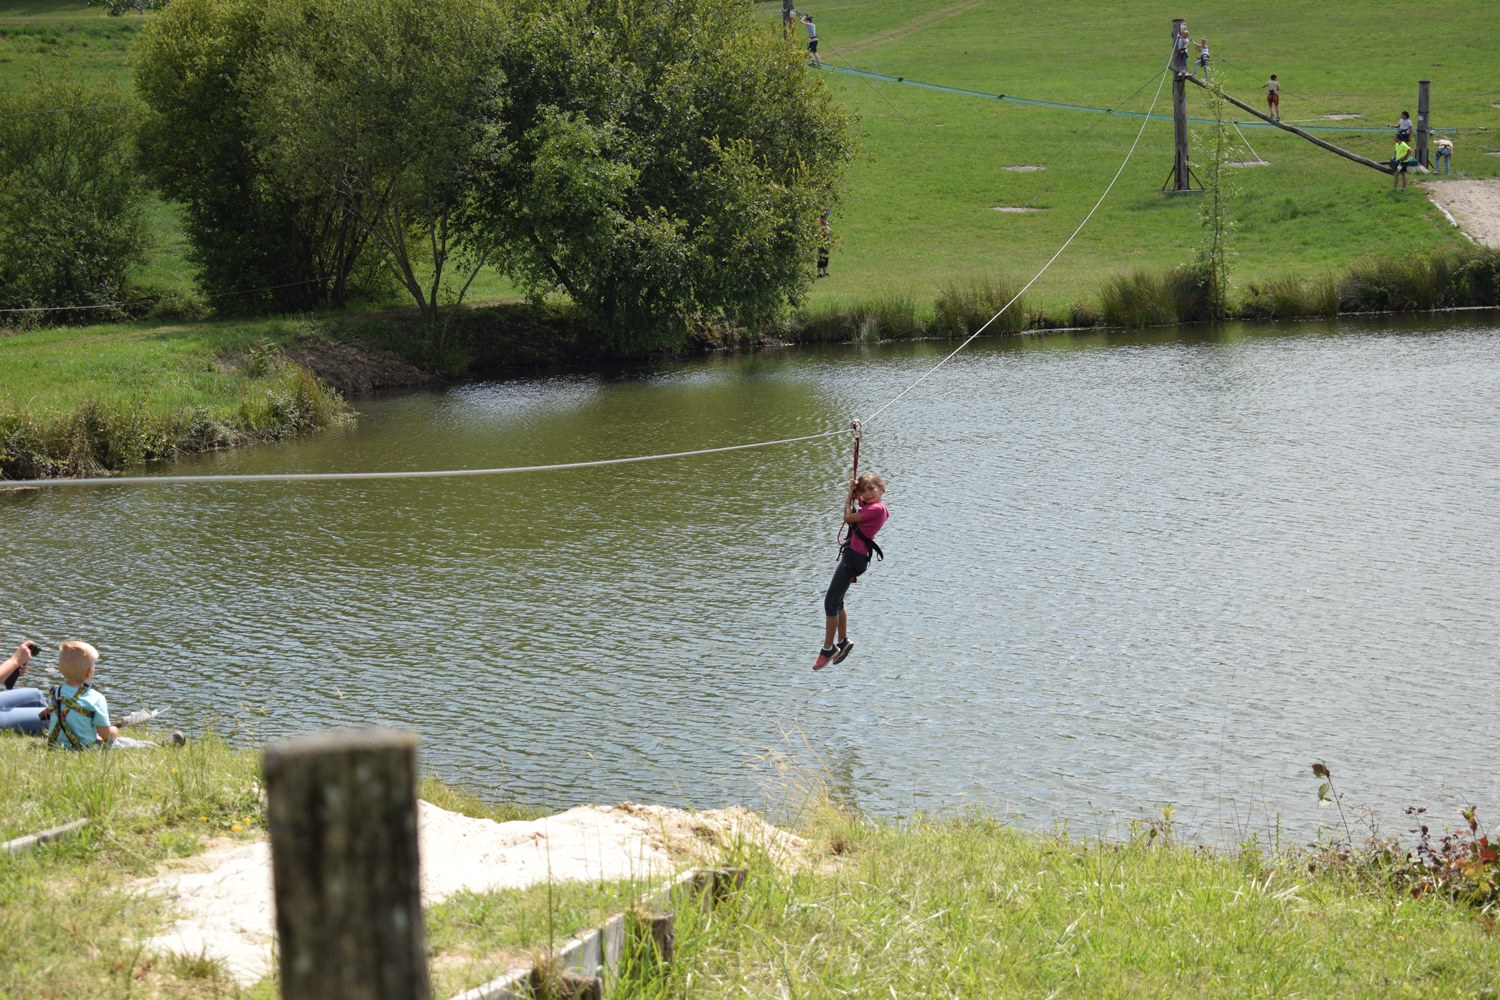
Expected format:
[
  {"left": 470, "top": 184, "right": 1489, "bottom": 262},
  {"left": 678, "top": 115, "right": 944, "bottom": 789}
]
[
  {"left": 4, "top": 0, "right": 1497, "bottom": 311},
  {"left": 776, "top": 0, "right": 1500, "bottom": 309}
]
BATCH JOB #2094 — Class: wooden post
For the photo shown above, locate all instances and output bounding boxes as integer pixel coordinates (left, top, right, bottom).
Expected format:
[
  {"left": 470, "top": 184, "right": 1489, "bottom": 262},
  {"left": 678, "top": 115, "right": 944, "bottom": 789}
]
[
  {"left": 1416, "top": 80, "right": 1431, "bottom": 168},
  {"left": 1166, "top": 18, "right": 1197, "bottom": 193},
  {"left": 264, "top": 727, "right": 431, "bottom": 1000}
]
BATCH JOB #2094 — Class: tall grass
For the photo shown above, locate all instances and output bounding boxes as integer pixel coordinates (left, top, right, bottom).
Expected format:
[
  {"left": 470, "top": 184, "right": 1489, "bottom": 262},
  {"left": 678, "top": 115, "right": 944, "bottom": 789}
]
[
  {"left": 1243, "top": 272, "right": 1341, "bottom": 320},
  {"left": 1338, "top": 245, "right": 1500, "bottom": 312},
  {"left": 932, "top": 272, "right": 1027, "bottom": 337},
  {"left": 1096, "top": 264, "right": 1213, "bottom": 328},
  {"left": 652, "top": 803, "right": 1500, "bottom": 998}
]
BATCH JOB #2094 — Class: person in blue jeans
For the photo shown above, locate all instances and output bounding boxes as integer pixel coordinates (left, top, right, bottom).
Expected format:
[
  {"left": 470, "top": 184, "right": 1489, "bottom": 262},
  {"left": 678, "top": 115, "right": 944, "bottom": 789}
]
[
  {"left": 1434, "top": 137, "right": 1453, "bottom": 174},
  {"left": 0, "top": 639, "right": 46, "bottom": 734}
]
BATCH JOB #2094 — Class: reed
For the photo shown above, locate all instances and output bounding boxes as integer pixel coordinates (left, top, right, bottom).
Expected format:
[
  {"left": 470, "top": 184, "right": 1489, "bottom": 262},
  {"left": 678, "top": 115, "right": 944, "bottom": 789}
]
[{"left": 931, "top": 273, "right": 1027, "bottom": 338}]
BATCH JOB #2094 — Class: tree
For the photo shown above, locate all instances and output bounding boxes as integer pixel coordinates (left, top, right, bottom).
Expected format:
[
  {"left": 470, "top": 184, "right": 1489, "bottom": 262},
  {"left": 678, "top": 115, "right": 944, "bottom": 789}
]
[
  {"left": 0, "top": 75, "right": 147, "bottom": 321},
  {"left": 475, "top": 0, "right": 855, "bottom": 349},
  {"left": 87, "top": 0, "right": 170, "bottom": 14},
  {"left": 134, "top": 0, "right": 375, "bottom": 311},
  {"left": 246, "top": 0, "right": 508, "bottom": 322},
  {"left": 1196, "top": 83, "right": 1239, "bottom": 321}
]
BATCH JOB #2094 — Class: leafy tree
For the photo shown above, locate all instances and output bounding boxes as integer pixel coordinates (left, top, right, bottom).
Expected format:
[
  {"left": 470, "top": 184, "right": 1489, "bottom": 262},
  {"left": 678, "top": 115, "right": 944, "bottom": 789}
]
[
  {"left": 0, "top": 75, "right": 147, "bottom": 321},
  {"left": 87, "top": 0, "right": 170, "bottom": 15},
  {"left": 475, "top": 0, "right": 855, "bottom": 349},
  {"left": 246, "top": 0, "right": 508, "bottom": 322},
  {"left": 134, "top": 0, "right": 373, "bottom": 311}
]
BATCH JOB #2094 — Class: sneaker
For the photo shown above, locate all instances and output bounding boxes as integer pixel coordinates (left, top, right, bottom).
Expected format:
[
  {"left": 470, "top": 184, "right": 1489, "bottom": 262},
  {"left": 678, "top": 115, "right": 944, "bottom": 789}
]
[
  {"left": 830, "top": 639, "right": 854, "bottom": 665},
  {"left": 813, "top": 648, "right": 835, "bottom": 671},
  {"left": 170, "top": 731, "right": 187, "bottom": 747}
]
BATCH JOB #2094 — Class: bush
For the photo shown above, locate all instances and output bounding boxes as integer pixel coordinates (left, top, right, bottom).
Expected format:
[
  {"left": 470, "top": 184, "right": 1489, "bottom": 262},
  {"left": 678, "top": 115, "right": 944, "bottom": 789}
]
[{"left": 0, "top": 75, "right": 147, "bottom": 322}]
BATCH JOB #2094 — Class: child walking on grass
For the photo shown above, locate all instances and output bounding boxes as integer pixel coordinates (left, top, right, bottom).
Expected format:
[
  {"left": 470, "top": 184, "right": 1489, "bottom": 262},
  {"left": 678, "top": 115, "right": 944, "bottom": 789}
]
[{"left": 814, "top": 472, "right": 888, "bottom": 671}]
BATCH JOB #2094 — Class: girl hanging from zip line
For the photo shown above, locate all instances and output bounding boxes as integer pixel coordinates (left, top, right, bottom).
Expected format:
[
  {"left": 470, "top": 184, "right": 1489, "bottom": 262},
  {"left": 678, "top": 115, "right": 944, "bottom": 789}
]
[{"left": 813, "top": 471, "right": 888, "bottom": 671}]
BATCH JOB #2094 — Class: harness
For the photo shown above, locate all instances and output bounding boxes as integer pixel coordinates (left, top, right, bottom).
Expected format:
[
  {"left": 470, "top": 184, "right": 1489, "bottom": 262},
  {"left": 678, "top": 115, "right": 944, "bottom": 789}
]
[
  {"left": 841, "top": 522, "right": 884, "bottom": 563},
  {"left": 44, "top": 683, "right": 97, "bottom": 750}
]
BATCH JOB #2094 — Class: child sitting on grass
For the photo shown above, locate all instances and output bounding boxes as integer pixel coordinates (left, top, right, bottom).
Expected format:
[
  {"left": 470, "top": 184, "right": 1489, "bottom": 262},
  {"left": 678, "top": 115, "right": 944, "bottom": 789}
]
[{"left": 42, "top": 640, "right": 182, "bottom": 750}]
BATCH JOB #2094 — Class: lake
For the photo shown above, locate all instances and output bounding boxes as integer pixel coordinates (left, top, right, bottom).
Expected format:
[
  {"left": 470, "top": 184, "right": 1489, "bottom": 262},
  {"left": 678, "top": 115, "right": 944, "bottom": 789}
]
[{"left": 4, "top": 313, "right": 1498, "bottom": 844}]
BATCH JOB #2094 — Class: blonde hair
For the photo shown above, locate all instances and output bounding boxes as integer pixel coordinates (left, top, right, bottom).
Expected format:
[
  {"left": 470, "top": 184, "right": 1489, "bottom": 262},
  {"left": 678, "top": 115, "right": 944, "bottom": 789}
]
[
  {"left": 855, "top": 472, "right": 886, "bottom": 495},
  {"left": 57, "top": 640, "right": 99, "bottom": 684}
]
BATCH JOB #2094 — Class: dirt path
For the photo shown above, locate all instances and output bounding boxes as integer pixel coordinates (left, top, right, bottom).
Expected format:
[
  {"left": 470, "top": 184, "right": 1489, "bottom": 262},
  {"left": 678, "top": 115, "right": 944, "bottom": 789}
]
[
  {"left": 135, "top": 801, "right": 805, "bottom": 987},
  {"left": 834, "top": 0, "right": 984, "bottom": 59},
  {"left": 1424, "top": 178, "right": 1500, "bottom": 248}
]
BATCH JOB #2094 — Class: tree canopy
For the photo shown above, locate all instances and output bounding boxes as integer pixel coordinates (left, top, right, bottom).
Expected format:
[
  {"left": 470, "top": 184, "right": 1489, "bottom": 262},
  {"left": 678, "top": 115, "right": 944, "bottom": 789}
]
[
  {"left": 0, "top": 75, "right": 146, "bottom": 320},
  {"left": 476, "top": 0, "right": 855, "bottom": 347},
  {"left": 132, "top": 0, "right": 853, "bottom": 341}
]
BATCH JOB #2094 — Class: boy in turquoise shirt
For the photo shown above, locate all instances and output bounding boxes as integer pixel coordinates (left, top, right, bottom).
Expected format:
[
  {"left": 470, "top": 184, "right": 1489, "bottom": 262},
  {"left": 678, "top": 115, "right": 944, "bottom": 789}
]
[{"left": 43, "top": 641, "right": 176, "bottom": 750}]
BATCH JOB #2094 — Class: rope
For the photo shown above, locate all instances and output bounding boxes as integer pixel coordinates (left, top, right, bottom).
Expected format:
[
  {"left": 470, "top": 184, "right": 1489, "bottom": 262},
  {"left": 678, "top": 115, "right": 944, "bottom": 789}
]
[
  {"left": 0, "top": 429, "right": 847, "bottom": 490},
  {"left": 860, "top": 68, "right": 1170, "bottom": 427}
]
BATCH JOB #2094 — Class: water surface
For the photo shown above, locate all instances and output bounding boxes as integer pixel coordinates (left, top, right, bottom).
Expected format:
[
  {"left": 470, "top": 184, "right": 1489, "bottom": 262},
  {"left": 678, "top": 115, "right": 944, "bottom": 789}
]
[{"left": 4, "top": 314, "right": 1498, "bottom": 843}]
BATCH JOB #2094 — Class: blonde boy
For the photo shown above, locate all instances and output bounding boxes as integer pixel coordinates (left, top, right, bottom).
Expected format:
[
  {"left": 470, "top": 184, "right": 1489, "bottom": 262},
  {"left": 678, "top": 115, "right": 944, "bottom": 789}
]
[{"left": 44, "top": 641, "right": 173, "bottom": 750}]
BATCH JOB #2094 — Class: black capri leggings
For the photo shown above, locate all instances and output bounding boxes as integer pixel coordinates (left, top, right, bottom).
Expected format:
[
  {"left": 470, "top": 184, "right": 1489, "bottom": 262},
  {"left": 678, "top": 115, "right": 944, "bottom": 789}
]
[{"left": 823, "top": 547, "right": 872, "bottom": 617}]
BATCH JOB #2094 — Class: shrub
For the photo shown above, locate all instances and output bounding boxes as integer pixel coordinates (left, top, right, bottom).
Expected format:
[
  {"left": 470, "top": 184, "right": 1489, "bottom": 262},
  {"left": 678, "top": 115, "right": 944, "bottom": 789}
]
[{"left": 0, "top": 75, "right": 147, "bottom": 322}]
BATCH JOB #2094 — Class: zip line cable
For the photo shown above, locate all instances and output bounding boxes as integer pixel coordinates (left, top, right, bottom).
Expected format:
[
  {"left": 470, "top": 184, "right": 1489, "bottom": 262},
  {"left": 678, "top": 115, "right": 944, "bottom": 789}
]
[
  {"left": 1021, "top": 67, "right": 1170, "bottom": 209},
  {"left": 859, "top": 68, "right": 1170, "bottom": 429},
  {"left": 0, "top": 430, "right": 849, "bottom": 490},
  {"left": 2, "top": 70, "right": 1171, "bottom": 491}
]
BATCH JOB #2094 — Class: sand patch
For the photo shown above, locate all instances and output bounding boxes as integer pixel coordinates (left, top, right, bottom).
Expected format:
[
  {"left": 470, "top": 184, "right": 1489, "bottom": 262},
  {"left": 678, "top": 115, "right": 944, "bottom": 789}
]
[
  {"left": 991, "top": 205, "right": 1044, "bottom": 213},
  {"left": 137, "top": 801, "right": 806, "bottom": 987},
  {"left": 1228, "top": 160, "right": 1270, "bottom": 167},
  {"left": 1002, "top": 164, "right": 1045, "bottom": 172},
  {"left": 1321, "top": 113, "right": 1364, "bottom": 120},
  {"left": 1423, "top": 178, "right": 1500, "bottom": 248}
]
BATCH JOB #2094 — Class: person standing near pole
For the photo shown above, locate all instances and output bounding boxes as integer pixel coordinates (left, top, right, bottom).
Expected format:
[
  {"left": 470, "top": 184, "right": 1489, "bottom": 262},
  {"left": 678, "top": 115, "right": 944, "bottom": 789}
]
[
  {"left": 801, "top": 12, "right": 820, "bottom": 67},
  {"left": 1171, "top": 23, "right": 1190, "bottom": 75},
  {"left": 1392, "top": 136, "right": 1412, "bottom": 191},
  {"left": 1434, "top": 136, "right": 1453, "bottom": 174},
  {"left": 1263, "top": 74, "right": 1280, "bottom": 120}
]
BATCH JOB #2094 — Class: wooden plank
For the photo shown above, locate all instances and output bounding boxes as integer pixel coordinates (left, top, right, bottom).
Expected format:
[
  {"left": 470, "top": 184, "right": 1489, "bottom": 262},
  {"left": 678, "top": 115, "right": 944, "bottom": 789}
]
[
  {"left": 446, "top": 867, "right": 705, "bottom": 1000},
  {"left": 1184, "top": 74, "right": 1395, "bottom": 174},
  {"left": 1, "top": 818, "right": 88, "bottom": 856}
]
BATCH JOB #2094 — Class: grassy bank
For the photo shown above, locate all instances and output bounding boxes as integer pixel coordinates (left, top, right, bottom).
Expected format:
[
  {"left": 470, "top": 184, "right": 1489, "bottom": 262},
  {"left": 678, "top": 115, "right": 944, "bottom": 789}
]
[
  {"left": 665, "top": 804, "right": 1500, "bottom": 998},
  {"left": 2, "top": 734, "right": 1496, "bottom": 998},
  {"left": 6, "top": 244, "right": 1500, "bottom": 479},
  {"left": 0, "top": 316, "right": 350, "bottom": 479}
]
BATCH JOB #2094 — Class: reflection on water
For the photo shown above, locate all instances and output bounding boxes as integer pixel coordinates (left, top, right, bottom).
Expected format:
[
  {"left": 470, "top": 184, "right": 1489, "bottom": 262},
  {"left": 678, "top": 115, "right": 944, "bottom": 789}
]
[{"left": 4, "top": 314, "right": 1499, "bottom": 842}]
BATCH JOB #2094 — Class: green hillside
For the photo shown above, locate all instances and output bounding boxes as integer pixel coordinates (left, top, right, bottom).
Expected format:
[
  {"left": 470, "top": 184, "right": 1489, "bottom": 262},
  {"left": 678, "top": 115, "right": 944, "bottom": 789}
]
[{"left": 2, "top": 0, "right": 1497, "bottom": 311}]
